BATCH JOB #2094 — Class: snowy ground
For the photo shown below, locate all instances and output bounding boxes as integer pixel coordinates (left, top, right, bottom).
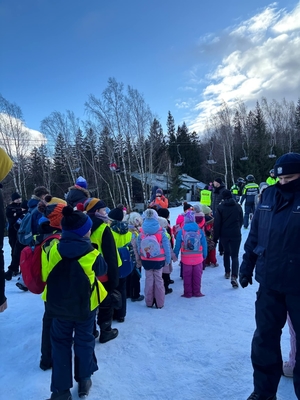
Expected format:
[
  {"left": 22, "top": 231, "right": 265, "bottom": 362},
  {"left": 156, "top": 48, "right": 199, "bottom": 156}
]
[{"left": 0, "top": 203, "right": 296, "bottom": 400}]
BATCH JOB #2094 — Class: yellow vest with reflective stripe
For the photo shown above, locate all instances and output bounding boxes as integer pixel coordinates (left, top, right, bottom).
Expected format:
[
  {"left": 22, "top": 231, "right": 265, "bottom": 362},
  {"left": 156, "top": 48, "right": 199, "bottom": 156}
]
[
  {"left": 90, "top": 223, "right": 107, "bottom": 254},
  {"left": 200, "top": 190, "right": 212, "bottom": 206},
  {"left": 41, "top": 242, "right": 107, "bottom": 309}
]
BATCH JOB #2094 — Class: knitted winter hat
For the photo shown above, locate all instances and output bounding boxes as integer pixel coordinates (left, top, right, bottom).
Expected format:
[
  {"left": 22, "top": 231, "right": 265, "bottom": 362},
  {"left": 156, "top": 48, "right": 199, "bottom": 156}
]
[
  {"left": 259, "top": 182, "right": 269, "bottom": 193},
  {"left": 202, "top": 205, "right": 212, "bottom": 215},
  {"left": 222, "top": 189, "right": 232, "bottom": 200},
  {"left": 38, "top": 201, "right": 65, "bottom": 229},
  {"left": 127, "top": 212, "right": 143, "bottom": 228},
  {"left": 193, "top": 203, "right": 202, "bottom": 214},
  {"left": 61, "top": 205, "right": 92, "bottom": 236},
  {"left": 183, "top": 202, "right": 193, "bottom": 212},
  {"left": 11, "top": 192, "right": 21, "bottom": 201},
  {"left": 157, "top": 208, "right": 170, "bottom": 219},
  {"left": 274, "top": 153, "right": 300, "bottom": 177},
  {"left": 214, "top": 178, "right": 222, "bottom": 185},
  {"left": 184, "top": 210, "right": 195, "bottom": 224},
  {"left": 33, "top": 186, "right": 49, "bottom": 198},
  {"left": 108, "top": 204, "right": 124, "bottom": 221},
  {"left": 143, "top": 208, "right": 158, "bottom": 220},
  {"left": 84, "top": 197, "right": 107, "bottom": 214},
  {"left": 75, "top": 176, "right": 87, "bottom": 189},
  {"left": 156, "top": 188, "right": 163, "bottom": 197},
  {"left": 157, "top": 216, "right": 168, "bottom": 228},
  {"left": 44, "top": 195, "right": 67, "bottom": 205}
]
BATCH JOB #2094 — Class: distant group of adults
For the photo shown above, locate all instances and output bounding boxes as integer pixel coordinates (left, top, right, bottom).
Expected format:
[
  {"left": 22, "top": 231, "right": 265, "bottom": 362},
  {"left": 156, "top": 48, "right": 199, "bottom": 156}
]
[{"left": 1, "top": 148, "right": 300, "bottom": 400}]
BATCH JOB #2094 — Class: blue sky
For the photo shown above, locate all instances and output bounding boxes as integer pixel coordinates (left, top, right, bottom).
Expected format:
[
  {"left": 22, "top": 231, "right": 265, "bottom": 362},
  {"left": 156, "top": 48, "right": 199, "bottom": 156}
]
[{"left": 1, "top": 0, "right": 299, "bottom": 137}]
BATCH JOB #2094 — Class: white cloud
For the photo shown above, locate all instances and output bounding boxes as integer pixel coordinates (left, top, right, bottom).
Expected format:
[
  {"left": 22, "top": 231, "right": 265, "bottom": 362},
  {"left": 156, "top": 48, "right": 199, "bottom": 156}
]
[
  {"left": 185, "top": 2, "right": 300, "bottom": 133},
  {"left": 0, "top": 113, "right": 47, "bottom": 156}
]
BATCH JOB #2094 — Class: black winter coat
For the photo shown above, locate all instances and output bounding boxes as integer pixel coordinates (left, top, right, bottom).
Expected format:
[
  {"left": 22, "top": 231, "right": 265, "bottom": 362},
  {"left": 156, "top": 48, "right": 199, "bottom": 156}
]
[
  {"left": 213, "top": 198, "right": 243, "bottom": 241},
  {"left": 240, "top": 178, "right": 300, "bottom": 294},
  {"left": 212, "top": 184, "right": 226, "bottom": 214},
  {"left": 0, "top": 187, "right": 6, "bottom": 306},
  {"left": 6, "top": 203, "right": 23, "bottom": 228}
]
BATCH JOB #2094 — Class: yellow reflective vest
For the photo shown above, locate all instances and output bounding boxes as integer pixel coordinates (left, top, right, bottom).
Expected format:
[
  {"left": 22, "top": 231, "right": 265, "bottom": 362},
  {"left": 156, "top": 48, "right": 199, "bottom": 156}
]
[
  {"left": 200, "top": 189, "right": 212, "bottom": 206},
  {"left": 41, "top": 242, "right": 107, "bottom": 309}
]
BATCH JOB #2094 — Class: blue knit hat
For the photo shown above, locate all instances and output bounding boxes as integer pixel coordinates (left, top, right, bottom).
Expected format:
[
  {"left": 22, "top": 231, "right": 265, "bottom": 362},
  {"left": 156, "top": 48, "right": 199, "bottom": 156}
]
[
  {"left": 274, "top": 153, "right": 300, "bottom": 177},
  {"left": 61, "top": 205, "right": 92, "bottom": 236},
  {"left": 75, "top": 176, "right": 87, "bottom": 189}
]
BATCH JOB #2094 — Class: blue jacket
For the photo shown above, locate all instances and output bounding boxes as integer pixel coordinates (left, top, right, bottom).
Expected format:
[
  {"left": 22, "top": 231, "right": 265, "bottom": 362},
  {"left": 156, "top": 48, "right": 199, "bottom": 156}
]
[
  {"left": 137, "top": 218, "right": 171, "bottom": 268},
  {"left": 174, "top": 222, "right": 207, "bottom": 260},
  {"left": 240, "top": 178, "right": 300, "bottom": 294},
  {"left": 28, "top": 198, "right": 43, "bottom": 235}
]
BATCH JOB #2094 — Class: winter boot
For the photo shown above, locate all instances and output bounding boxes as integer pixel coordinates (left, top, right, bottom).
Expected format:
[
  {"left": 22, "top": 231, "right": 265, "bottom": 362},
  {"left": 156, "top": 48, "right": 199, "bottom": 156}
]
[
  {"left": 131, "top": 295, "right": 144, "bottom": 302},
  {"left": 46, "top": 389, "right": 72, "bottom": 400},
  {"left": 99, "top": 321, "right": 118, "bottom": 344},
  {"left": 246, "top": 393, "right": 277, "bottom": 400},
  {"left": 4, "top": 270, "right": 13, "bottom": 281},
  {"left": 16, "top": 276, "right": 28, "bottom": 291},
  {"left": 78, "top": 378, "right": 92, "bottom": 398},
  {"left": 231, "top": 276, "right": 239, "bottom": 288},
  {"left": 165, "top": 288, "right": 173, "bottom": 294}
]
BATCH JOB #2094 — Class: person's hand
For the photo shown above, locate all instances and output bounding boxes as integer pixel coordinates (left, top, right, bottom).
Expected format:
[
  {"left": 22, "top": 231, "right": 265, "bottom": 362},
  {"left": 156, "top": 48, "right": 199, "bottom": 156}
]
[
  {"left": 239, "top": 275, "right": 253, "bottom": 288},
  {"left": 0, "top": 300, "right": 8, "bottom": 313}
]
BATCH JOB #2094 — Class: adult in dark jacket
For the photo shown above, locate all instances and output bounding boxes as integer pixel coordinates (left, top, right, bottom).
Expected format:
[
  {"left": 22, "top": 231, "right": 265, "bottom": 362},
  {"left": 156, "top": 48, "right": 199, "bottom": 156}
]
[
  {"left": 4, "top": 200, "right": 28, "bottom": 280},
  {"left": 15, "top": 186, "right": 49, "bottom": 290},
  {"left": 0, "top": 184, "right": 7, "bottom": 312},
  {"left": 213, "top": 190, "right": 243, "bottom": 287},
  {"left": 66, "top": 176, "right": 90, "bottom": 208},
  {"left": 211, "top": 178, "right": 226, "bottom": 215},
  {"left": 211, "top": 177, "right": 226, "bottom": 256},
  {"left": 6, "top": 192, "right": 22, "bottom": 256},
  {"left": 240, "top": 174, "right": 259, "bottom": 229},
  {"left": 0, "top": 148, "right": 13, "bottom": 313},
  {"left": 239, "top": 153, "right": 300, "bottom": 400}
]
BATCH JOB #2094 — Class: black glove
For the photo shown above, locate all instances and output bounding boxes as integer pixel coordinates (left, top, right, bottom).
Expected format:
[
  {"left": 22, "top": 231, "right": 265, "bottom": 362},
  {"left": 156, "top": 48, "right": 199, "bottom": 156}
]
[{"left": 239, "top": 275, "right": 253, "bottom": 288}]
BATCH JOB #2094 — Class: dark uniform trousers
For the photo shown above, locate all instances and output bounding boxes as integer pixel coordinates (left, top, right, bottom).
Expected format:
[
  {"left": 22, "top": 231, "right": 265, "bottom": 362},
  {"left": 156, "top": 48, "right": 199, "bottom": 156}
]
[{"left": 252, "top": 286, "right": 300, "bottom": 399}]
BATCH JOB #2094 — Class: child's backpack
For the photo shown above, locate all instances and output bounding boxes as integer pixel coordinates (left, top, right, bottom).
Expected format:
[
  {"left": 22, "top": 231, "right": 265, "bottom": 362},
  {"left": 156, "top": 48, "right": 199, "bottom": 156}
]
[
  {"left": 118, "top": 243, "right": 134, "bottom": 278},
  {"left": 181, "top": 229, "right": 201, "bottom": 254},
  {"left": 139, "top": 230, "right": 163, "bottom": 259},
  {"left": 172, "top": 224, "right": 181, "bottom": 239},
  {"left": 18, "top": 209, "right": 34, "bottom": 246},
  {"left": 45, "top": 253, "right": 97, "bottom": 322},
  {"left": 20, "top": 233, "right": 61, "bottom": 294}
]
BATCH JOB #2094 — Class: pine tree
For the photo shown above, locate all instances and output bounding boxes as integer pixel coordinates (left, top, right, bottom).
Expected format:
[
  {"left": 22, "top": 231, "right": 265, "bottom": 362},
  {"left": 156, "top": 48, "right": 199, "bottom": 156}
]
[{"left": 53, "top": 133, "right": 70, "bottom": 196}]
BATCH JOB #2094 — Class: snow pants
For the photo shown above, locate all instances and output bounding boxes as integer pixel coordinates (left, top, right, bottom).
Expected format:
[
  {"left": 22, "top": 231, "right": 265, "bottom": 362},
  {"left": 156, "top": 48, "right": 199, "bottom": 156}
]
[
  {"left": 144, "top": 268, "right": 165, "bottom": 308},
  {"left": 41, "top": 303, "right": 52, "bottom": 367},
  {"left": 251, "top": 286, "right": 300, "bottom": 399},
  {"left": 221, "top": 237, "right": 241, "bottom": 277},
  {"left": 205, "top": 249, "right": 217, "bottom": 265},
  {"left": 126, "top": 267, "right": 142, "bottom": 300},
  {"left": 50, "top": 309, "right": 98, "bottom": 393},
  {"left": 182, "top": 262, "right": 203, "bottom": 297},
  {"left": 113, "top": 277, "right": 127, "bottom": 319}
]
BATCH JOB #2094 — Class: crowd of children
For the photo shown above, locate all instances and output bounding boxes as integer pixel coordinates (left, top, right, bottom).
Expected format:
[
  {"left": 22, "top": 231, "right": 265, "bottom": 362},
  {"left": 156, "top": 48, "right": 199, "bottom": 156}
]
[{"left": 2, "top": 177, "right": 295, "bottom": 399}]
